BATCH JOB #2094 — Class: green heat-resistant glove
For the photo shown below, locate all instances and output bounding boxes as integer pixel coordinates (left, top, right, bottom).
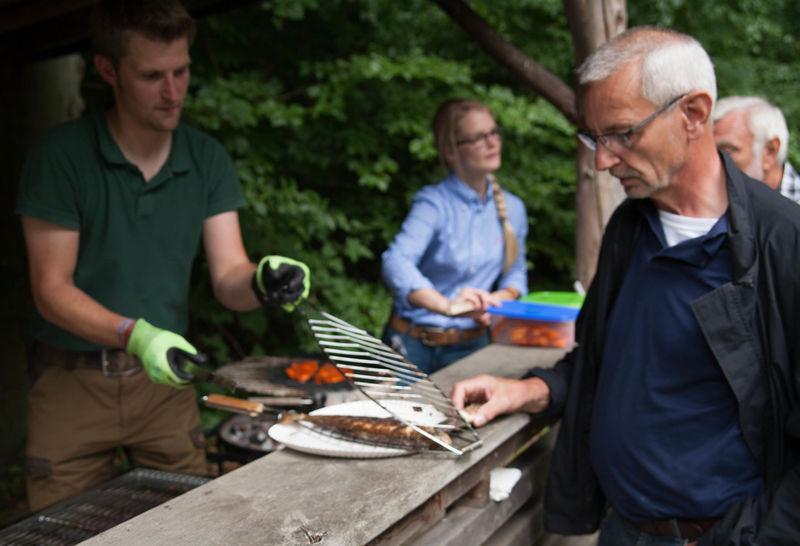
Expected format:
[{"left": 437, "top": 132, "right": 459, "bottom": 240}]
[
  {"left": 126, "top": 319, "right": 203, "bottom": 388},
  {"left": 252, "top": 255, "right": 310, "bottom": 312}
]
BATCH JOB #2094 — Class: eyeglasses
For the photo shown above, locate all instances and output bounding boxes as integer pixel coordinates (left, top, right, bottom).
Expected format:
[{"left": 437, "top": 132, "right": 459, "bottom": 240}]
[
  {"left": 576, "top": 94, "right": 687, "bottom": 152},
  {"left": 456, "top": 126, "right": 503, "bottom": 147}
]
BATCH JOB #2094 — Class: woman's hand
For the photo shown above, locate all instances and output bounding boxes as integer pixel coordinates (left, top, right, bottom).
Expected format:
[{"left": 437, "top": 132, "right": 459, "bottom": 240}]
[{"left": 451, "top": 286, "right": 500, "bottom": 325}]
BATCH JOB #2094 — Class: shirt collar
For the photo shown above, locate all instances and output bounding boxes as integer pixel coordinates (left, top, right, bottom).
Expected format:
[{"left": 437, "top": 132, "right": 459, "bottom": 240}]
[
  {"left": 94, "top": 110, "right": 191, "bottom": 181},
  {"left": 780, "top": 161, "right": 800, "bottom": 189},
  {"left": 94, "top": 111, "right": 128, "bottom": 167},
  {"left": 444, "top": 173, "right": 493, "bottom": 206},
  {"left": 643, "top": 201, "right": 729, "bottom": 262}
]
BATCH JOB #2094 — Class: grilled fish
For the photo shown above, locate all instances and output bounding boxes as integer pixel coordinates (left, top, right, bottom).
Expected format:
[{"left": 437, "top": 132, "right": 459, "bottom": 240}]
[{"left": 282, "top": 413, "right": 451, "bottom": 450}]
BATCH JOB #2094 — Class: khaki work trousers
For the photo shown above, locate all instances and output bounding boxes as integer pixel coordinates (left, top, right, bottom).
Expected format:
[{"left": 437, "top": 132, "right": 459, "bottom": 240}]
[{"left": 26, "top": 365, "right": 207, "bottom": 512}]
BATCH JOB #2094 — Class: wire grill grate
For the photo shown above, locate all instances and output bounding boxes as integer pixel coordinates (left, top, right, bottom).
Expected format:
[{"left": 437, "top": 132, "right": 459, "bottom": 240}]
[
  {"left": 303, "top": 307, "right": 481, "bottom": 455},
  {"left": 0, "top": 468, "right": 209, "bottom": 545}
]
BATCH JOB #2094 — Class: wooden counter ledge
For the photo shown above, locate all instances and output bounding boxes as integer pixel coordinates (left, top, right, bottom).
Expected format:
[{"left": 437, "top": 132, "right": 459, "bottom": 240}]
[{"left": 82, "top": 344, "right": 566, "bottom": 546}]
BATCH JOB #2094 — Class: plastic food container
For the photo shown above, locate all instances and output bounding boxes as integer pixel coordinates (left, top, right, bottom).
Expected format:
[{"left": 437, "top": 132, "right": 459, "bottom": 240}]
[{"left": 488, "top": 300, "right": 580, "bottom": 348}]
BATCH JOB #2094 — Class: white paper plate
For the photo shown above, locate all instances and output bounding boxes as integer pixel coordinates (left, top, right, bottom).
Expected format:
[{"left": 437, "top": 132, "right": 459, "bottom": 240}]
[{"left": 267, "top": 399, "right": 448, "bottom": 458}]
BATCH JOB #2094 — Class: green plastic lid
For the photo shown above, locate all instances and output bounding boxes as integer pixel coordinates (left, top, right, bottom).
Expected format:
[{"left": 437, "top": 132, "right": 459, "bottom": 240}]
[{"left": 521, "top": 291, "right": 585, "bottom": 309}]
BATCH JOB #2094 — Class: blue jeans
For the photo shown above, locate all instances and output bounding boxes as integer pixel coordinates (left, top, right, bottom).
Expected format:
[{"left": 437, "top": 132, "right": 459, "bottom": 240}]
[
  {"left": 381, "top": 324, "right": 489, "bottom": 375},
  {"left": 599, "top": 510, "right": 691, "bottom": 546}
]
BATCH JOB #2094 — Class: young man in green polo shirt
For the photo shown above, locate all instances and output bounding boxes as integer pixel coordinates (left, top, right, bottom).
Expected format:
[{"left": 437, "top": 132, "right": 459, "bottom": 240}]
[{"left": 15, "top": 0, "right": 309, "bottom": 511}]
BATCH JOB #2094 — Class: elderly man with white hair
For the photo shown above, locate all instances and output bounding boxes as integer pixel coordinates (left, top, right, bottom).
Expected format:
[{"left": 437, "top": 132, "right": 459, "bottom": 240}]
[
  {"left": 713, "top": 95, "right": 800, "bottom": 203},
  {"left": 451, "top": 26, "right": 800, "bottom": 546}
]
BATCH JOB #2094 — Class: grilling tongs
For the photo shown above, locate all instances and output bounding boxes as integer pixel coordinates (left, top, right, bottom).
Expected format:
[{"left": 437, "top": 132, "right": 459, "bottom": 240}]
[{"left": 168, "top": 348, "right": 238, "bottom": 392}]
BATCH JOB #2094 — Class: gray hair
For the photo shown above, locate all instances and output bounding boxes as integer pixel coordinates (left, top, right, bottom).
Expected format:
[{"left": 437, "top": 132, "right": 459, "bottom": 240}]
[
  {"left": 578, "top": 26, "right": 717, "bottom": 108},
  {"left": 713, "top": 96, "right": 788, "bottom": 163}
]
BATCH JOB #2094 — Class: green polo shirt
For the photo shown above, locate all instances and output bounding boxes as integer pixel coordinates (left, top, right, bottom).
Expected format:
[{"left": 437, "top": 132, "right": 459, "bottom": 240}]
[{"left": 16, "top": 111, "right": 246, "bottom": 351}]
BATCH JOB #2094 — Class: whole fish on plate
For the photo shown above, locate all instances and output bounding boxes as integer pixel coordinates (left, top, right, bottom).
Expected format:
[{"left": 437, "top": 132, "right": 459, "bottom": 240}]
[{"left": 280, "top": 413, "right": 452, "bottom": 450}]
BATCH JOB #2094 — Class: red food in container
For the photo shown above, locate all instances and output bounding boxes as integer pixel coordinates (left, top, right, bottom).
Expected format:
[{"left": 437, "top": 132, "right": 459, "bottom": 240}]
[{"left": 488, "top": 300, "right": 580, "bottom": 348}]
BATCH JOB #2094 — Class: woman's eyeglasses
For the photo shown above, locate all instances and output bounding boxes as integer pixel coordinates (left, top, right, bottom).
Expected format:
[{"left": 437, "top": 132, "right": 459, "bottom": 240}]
[{"left": 456, "top": 126, "right": 503, "bottom": 147}]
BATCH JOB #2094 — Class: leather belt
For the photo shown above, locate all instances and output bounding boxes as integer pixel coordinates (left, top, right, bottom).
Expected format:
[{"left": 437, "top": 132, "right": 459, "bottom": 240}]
[
  {"left": 629, "top": 517, "right": 719, "bottom": 540},
  {"left": 35, "top": 342, "right": 142, "bottom": 377},
  {"left": 389, "top": 314, "right": 487, "bottom": 347}
]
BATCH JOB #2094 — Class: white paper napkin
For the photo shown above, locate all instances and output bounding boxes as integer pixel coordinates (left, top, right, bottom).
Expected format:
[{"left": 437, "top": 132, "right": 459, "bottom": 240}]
[{"left": 489, "top": 467, "right": 522, "bottom": 502}]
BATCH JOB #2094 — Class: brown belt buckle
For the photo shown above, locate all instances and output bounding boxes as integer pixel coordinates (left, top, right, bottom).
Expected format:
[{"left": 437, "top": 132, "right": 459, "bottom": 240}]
[
  {"left": 101, "top": 349, "right": 142, "bottom": 377},
  {"left": 419, "top": 327, "right": 445, "bottom": 347}
]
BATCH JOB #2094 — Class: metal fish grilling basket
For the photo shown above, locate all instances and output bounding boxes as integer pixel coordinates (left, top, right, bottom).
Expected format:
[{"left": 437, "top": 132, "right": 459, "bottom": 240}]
[{"left": 301, "top": 305, "right": 482, "bottom": 455}]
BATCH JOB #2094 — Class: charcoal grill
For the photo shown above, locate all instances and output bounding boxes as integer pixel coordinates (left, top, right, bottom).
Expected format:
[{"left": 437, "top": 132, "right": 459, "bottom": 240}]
[
  {"left": 214, "top": 354, "right": 350, "bottom": 398},
  {"left": 0, "top": 468, "right": 209, "bottom": 545}
]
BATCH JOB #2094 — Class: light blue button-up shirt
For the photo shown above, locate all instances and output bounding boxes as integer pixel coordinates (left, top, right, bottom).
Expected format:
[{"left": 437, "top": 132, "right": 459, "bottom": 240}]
[{"left": 382, "top": 173, "right": 528, "bottom": 329}]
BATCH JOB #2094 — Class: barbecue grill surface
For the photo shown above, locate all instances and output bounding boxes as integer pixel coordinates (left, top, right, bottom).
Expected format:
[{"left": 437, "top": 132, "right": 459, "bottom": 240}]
[{"left": 0, "top": 468, "right": 209, "bottom": 545}]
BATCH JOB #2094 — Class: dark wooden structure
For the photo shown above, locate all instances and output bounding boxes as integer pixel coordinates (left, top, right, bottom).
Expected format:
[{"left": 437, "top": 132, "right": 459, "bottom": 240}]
[{"left": 0, "top": 0, "right": 252, "bottom": 61}]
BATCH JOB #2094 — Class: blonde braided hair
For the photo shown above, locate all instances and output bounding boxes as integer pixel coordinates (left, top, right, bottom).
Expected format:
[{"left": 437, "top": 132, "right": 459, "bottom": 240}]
[{"left": 489, "top": 174, "right": 518, "bottom": 274}]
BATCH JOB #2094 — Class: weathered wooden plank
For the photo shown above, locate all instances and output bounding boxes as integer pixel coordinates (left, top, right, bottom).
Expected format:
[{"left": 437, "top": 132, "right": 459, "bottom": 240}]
[
  {"left": 488, "top": 499, "right": 545, "bottom": 546},
  {"left": 368, "top": 420, "right": 551, "bottom": 546},
  {"left": 407, "top": 434, "right": 554, "bottom": 546},
  {"left": 82, "top": 345, "right": 565, "bottom": 546}
]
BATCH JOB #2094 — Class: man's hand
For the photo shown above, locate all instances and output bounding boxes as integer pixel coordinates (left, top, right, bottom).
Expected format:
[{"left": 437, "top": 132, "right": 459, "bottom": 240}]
[
  {"left": 125, "top": 319, "right": 199, "bottom": 388},
  {"left": 252, "top": 255, "right": 310, "bottom": 312},
  {"left": 450, "top": 374, "right": 551, "bottom": 426}
]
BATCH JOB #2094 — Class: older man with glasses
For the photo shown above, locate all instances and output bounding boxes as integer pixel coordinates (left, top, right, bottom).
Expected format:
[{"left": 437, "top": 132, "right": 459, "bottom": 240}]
[
  {"left": 712, "top": 95, "right": 800, "bottom": 204},
  {"left": 451, "top": 26, "right": 800, "bottom": 546}
]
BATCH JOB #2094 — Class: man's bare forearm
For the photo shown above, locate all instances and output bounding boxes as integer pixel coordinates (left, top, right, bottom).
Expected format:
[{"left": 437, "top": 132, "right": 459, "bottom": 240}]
[{"left": 33, "top": 281, "right": 127, "bottom": 348}]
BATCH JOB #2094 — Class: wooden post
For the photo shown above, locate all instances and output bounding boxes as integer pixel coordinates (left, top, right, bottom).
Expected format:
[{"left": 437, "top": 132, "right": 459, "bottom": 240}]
[{"left": 563, "top": 0, "right": 628, "bottom": 289}]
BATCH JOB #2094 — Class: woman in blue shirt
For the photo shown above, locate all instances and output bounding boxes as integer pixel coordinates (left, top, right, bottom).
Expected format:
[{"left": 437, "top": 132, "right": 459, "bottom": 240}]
[{"left": 381, "top": 99, "right": 528, "bottom": 374}]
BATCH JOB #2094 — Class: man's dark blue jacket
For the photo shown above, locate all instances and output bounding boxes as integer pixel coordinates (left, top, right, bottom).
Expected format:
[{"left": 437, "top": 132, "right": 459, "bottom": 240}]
[{"left": 530, "top": 153, "right": 800, "bottom": 545}]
